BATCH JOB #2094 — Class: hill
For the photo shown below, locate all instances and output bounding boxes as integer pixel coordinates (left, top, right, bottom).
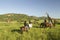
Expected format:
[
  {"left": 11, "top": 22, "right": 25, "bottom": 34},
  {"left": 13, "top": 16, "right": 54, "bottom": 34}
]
[
  {"left": 0, "top": 13, "right": 59, "bottom": 22},
  {"left": 0, "top": 13, "right": 43, "bottom": 22}
]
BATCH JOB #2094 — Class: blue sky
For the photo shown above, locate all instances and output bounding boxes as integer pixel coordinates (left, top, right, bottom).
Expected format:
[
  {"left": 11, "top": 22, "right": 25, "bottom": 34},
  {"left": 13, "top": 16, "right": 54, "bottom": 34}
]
[{"left": 0, "top": 0, "right": 60, "bottom": 18}]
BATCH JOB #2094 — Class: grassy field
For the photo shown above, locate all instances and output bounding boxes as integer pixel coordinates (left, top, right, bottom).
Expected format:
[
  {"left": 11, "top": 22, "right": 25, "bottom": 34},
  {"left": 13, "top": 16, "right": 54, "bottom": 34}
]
[{"left": 0, "top": 21, "right": 60, "bottom": 40}]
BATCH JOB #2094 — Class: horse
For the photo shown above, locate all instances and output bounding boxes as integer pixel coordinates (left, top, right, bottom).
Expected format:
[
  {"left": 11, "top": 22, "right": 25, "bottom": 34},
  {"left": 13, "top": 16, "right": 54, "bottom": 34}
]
[
  {"left": 40, "top": 22, "right": 53, "bottom": 28},
  {"left": 20, "top": 26, "right": 29, "bottom": 33}
]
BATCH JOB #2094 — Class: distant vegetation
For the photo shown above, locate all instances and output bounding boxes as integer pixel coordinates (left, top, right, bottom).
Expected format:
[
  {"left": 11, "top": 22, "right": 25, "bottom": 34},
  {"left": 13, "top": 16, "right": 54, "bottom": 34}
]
[{"left": 0, "top": 13, "right": 47, "bottom": 22}]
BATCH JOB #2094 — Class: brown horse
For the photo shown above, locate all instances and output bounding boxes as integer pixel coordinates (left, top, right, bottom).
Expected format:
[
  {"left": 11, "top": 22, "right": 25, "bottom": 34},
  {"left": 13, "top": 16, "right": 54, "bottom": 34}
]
[
  {"left": 46, "top": 22, "right": 53, "bottom": 28},
  {"left": 40, "top": 22, "right": 53, "bottom": 28},
  {"left": 20, "top": 26, "right": 29, "bottom": 32}
]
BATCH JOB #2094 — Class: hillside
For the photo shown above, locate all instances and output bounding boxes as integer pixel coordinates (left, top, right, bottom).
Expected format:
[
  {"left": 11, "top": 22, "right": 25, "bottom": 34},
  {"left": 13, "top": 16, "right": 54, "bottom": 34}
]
[
  {"left": 0, "top": 13, "right": 45, "bottom": 22},
  {"left": 0, "top": 13, "right": 60, "bottom": 23}
]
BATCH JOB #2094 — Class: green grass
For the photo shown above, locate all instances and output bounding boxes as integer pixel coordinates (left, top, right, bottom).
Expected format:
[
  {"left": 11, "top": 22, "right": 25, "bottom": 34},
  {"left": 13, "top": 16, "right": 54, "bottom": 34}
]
[{"left": 0, "top": 21, "right": 60, "bottom": 40}]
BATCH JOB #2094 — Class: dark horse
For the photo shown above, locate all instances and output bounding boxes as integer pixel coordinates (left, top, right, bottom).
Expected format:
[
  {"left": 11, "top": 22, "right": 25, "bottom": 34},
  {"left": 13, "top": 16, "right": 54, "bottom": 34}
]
[
  {"left": 20, "top": 26, "right": 29, "bottom": 33},
  {"left": 40, "top": 22, "right": 53, "bottom": 28}
]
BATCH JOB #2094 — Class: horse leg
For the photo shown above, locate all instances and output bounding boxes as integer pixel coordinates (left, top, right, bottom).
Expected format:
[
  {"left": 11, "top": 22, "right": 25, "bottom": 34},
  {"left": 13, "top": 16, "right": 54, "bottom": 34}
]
[
  {"left": 26, "top": 29, "right": 28, "bottom": 32},
  {"left": 44, "top": 23, "right": 46, "bottom": 28}
]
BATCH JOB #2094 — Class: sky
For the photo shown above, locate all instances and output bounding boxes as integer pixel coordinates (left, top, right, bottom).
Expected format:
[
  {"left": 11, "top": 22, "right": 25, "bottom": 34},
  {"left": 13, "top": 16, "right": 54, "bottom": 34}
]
[{"left": 0, "top": 0, "right": 60, "bottom": 18}]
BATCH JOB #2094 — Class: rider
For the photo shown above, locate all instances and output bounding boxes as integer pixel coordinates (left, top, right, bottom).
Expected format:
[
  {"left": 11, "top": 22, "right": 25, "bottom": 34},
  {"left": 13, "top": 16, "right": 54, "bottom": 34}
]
[
  {"left": 29, "top": 21, "right": 32, "bottom": 29},
  {"left": 47, "top": 13, "right": 52, "bottom": 26},
  {"left": 24, "top": 21, "right": 29, "bottom": 30},
  {"left": 24, "top": 21, "right": 27, "bottom": 26},
  {"left": 44, "top": 18, "right": 47, "bottom": 27},
  {"left": 48, "top": 17, "right": 52, "bottom": 26}
]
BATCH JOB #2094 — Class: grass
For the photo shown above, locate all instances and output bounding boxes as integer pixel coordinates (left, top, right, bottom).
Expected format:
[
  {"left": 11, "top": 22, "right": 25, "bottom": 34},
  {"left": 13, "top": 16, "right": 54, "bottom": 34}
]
[{"left": 0, "top": 21, "right": 60, "bottom": 40}]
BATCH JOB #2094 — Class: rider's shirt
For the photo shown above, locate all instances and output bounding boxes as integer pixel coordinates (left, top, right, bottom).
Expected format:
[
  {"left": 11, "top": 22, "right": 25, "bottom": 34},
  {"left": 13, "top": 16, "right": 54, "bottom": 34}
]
[{"left": 29, "top": 24, "right": 32, "bottom": 28}]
